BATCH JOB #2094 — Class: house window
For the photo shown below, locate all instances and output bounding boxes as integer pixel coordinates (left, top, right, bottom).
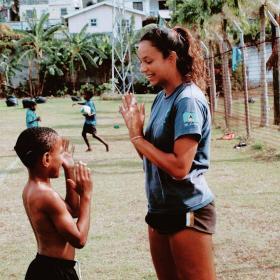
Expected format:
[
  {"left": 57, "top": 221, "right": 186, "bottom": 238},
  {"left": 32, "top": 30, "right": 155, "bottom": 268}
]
[
  {"left": 118, "top": 19, "right": 131, "bottom": 33},
  {"left": 21, "top": 0, "right": 48, "bottom": 4},
  {"left": 86, "top": 1, "right": 94, "bottom": 7},
  {"left": 133, "top": 2, "right": 143, "bottom": 11},
  {"left": 158, "top": 1, "right": 168, "bottom": 10},
  {"left": 61, "top": 8, "right": 67, "bottom": 16},
  {"left": 25, "top": 10, "right": 35, "bottom": 18},
  {"left": 90, "top": 18, "right": 97, "bottom": 26}
]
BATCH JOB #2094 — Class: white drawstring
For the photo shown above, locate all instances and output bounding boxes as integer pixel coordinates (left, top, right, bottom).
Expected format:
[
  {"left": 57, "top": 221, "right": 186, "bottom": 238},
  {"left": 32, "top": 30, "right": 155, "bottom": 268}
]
[{"left": 76, "top": 260, "right": 83, "bottom": 280}]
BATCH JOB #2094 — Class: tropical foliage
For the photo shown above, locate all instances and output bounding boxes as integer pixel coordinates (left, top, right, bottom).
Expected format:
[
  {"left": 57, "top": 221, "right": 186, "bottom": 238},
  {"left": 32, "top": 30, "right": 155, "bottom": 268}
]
[{"left": 0, "top": 13, "right": 112, "bottom": 97}]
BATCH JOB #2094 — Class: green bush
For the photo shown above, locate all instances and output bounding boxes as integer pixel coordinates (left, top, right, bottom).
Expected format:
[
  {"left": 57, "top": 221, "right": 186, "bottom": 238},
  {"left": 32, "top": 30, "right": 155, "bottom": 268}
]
[{"left": 251, "top": 142, "right": 264, "bottom": 151}]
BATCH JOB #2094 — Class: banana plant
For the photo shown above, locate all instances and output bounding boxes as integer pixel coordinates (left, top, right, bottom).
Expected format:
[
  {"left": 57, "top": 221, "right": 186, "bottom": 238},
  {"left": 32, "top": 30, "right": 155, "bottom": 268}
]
[
  {"left": 15, "top": 13, "right": 62, "bottom": 96},
  {"left": 62, "top": 24, "right": 106, "bottom": 90}
]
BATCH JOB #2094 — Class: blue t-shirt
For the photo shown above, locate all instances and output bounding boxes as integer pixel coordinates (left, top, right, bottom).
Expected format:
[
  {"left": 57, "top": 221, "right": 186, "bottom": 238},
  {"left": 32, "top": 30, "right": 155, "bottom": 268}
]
[
  {"left": 143, "top": 83, "right": 214, "bottom": 214},
  {"left": 84, "top": 100, "right": 96, "bottom": 125},
  {"left": 26, "top": 109, "right": 39, "bottom": 128}
]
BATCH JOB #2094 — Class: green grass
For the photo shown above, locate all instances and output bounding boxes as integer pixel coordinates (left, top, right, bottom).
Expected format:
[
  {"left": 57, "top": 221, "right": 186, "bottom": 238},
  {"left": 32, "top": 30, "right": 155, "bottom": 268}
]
[{"left": 0, "top": 95, "right": 279, "bottom": 279}]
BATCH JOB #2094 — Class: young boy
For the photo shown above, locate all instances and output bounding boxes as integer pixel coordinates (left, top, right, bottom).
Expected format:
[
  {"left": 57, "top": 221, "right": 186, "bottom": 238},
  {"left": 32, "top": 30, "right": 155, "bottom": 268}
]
[
  {"left": 76, "top": 90, "right": 109, "bottom": 152},
  {"left": 26, "top": 100, "right": 41, "bottom": 128},
  {"left": 14, "top": 127, "right": 93, "bottom": 280}
]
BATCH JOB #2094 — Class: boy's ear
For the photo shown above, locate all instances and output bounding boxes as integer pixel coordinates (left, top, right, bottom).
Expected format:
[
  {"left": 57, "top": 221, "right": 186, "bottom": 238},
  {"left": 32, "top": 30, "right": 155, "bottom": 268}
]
[{"left": 42, "top": 152, "right": 50, "bottom": 167}]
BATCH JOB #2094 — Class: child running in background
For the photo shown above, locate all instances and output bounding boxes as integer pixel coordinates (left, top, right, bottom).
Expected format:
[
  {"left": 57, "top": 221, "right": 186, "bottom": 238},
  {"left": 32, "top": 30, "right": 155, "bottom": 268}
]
[
  {"left": 26, "top": 100, "right": 41, "bottom": 128},
  {"left": 75, "top": 90, "right": 109, "bottom": 152},
  {"left": 14, "top": 127, "right": 93, "bottom": 280}
]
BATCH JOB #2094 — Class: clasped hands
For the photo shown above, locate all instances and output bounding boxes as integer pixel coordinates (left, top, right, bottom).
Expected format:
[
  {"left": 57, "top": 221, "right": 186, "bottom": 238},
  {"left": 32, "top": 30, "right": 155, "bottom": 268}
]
[
  {"left": 119, "top": 93, "right": 145, "bottom": 142},
  {"left": 62, "top": 138, "right": 92, "bottom": 196}
]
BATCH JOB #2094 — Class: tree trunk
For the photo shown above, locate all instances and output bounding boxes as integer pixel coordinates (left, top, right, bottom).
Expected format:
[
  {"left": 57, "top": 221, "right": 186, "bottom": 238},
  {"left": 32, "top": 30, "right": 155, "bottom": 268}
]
[
  {"left": 223, "top": 42, "right": 232, "bottom": 117},
  {"left": 259, "top": 5, "right": 269, "bottom": 127},
  {"left": 218, "top": 40, "right": 230, "bottom": 130},
  {"left": 222, "top": 19, "right": 232, "bottom": 117},
  {"left": 240, "top": 37, "right": 251, "bottom": 138},
  {"left": 209, "top": 41, "right": 216, "bottom": 117},
  {"left": 271, "top": 15, "right": 280, "bottom": 125},
  {"left": 28, "top": 60, "right": 33, "bottom": 97}
]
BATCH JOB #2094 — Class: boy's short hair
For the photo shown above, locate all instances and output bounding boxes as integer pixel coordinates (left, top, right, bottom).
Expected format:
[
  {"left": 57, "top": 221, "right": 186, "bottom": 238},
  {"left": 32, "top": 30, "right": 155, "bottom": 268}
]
[
  {"left": 14, "top": 127, "right": 58, "bottom": 168},
  {"left": 29, "top": 100, "right": 36, "bottom": 106},
  {"left": 84, "top": 91, "right": 93, "bottom": 98}
]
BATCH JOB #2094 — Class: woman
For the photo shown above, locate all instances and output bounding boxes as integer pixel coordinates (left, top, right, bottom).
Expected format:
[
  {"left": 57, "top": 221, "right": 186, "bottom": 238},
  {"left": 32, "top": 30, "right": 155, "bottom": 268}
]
[{"left": 120, "top": 26, "right": 216, "bottom": 280}]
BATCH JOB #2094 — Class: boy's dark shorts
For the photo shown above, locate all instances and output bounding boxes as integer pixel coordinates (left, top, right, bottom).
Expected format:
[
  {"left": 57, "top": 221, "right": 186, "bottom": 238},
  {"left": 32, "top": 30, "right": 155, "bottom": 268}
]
[
  {"left": 82, "top": 123, "right": 97, "bottom": 135},
  {"left": 145, "top": 201, "right": 216, "bottom": 235},
  {"left": 25, "top": 254, "right": 79, "bottom": 280}
]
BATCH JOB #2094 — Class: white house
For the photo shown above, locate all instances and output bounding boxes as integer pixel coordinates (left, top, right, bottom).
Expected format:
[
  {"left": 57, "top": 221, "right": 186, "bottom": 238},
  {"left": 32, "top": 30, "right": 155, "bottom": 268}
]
[
  {"left": 124, "top": 0, "right": 170, "bottom": 19},
  {"left": 63, "top": 1, "right": 146, "bottom": 34},
  {"left": 19, "top": 0, "right": 82, "bottom": 22},
  {"left": 80, "top": 0, "right": 170, "bottom": 19}
]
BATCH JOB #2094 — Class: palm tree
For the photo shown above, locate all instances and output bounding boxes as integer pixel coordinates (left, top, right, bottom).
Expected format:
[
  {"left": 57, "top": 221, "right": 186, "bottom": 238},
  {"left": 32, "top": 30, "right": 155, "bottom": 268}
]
[
  {"left": 167, "top": 0, "right": 234, "bottom": 127},
  {"left": 168, "top": 0, "right": 279, "bottom": 128},
  {"left": 16, "top": 13, "right": 62, "bottom": 96},
  {"left": 62, "top": 24, "right": 106, "bottom": 90}
]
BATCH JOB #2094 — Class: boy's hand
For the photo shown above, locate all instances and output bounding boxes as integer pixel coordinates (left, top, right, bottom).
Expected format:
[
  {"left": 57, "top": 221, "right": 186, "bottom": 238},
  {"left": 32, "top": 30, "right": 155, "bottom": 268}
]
[
  {"left": 67, "top": 162, "right": 93, "bottom": 197},
  {"left": 62, "top": 138, "right": 75, "bottom": 170},
  {"left": 37, "top": 116, "right": 41, "bottom": 122}
]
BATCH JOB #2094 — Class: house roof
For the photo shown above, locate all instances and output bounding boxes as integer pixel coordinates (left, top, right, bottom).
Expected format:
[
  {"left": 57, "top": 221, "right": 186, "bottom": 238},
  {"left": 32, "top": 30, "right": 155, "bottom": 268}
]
[{"left": 63, "top": 1, "right": 146, "bottom": 19}]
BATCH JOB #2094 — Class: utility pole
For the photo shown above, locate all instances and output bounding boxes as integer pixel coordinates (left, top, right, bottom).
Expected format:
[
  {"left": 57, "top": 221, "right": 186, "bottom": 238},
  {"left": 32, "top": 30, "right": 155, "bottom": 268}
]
[{"left": 111, "top": 0, "right": 134, "bottom": 94}]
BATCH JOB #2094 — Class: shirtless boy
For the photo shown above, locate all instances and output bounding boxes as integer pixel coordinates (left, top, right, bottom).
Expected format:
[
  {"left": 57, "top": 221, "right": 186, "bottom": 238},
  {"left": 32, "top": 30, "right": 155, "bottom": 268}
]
[{"left": 14, "top": 127, "right": 93, "bottom": 280}]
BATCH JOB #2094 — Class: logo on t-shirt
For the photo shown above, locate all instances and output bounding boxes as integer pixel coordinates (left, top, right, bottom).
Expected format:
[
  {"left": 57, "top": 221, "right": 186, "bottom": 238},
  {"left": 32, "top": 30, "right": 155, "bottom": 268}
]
[{"left": 183, "top": 112, "right": 198, "bottom": 125}]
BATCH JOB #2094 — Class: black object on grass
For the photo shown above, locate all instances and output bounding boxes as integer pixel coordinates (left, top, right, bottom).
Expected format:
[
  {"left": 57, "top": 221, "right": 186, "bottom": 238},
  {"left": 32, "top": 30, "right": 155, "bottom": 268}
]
[{"left": 6, "top": 96, "right": 18, "bottom": 107}]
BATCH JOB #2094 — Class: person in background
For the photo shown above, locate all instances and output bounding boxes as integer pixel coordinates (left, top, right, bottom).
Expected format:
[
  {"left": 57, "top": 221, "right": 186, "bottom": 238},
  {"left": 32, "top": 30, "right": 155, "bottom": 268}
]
[
  {"left": 120, "top": 26, "right": 216, "bottom": 280},
  {"left": 26, "top": 100, "right": 41, "bottom": 128},
  {"left": 75, "top": 90, "right": 109, "bottom": 152}
]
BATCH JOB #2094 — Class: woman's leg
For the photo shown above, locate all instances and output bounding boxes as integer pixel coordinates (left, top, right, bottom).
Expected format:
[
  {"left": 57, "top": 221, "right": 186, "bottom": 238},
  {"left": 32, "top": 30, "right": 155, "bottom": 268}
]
[
  {"left": 169, "top": 228, "right": 216, "bottom": 280},
  {"left": 148, "top": 226, "right": 179, "bottom": 280}
]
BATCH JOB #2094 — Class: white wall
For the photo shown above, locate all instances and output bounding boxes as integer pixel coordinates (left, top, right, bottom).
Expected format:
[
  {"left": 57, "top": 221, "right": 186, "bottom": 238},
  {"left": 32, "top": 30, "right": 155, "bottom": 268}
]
[
  {"left": 246, "top": 43, "right": 273, "bottom": 87},
  {"left": 68, "top": 6, "right": 112, "bottom": 33},
  {"left": 48, "top": 5, "right": 77, "bottom": 20},
  {"left": 20, "top": 0, "right": 81, "bottom": 20},
  {"left": 68, "top": 5, "right": 144, "bottom": 33},
  {"left": 20, "top": 4, "right": 48, "bottom": 20},
  {"left": 122, "top": 0, "right": 151, "bottom": 16},
  {"left": 49, "top": 0, "right": 82, "bottom": 8},
  {"left": 149, "top": 0, "right": 158, "bottom": 16}
]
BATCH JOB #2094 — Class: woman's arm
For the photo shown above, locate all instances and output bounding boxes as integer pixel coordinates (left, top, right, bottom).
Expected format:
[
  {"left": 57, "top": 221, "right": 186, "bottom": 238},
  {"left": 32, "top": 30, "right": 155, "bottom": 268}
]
[
  {"left": 120, "top": 93, "right": 199, "bottom": 178},
  {"left": 132, "top": 135, "right": 198, "bottom": 179}
]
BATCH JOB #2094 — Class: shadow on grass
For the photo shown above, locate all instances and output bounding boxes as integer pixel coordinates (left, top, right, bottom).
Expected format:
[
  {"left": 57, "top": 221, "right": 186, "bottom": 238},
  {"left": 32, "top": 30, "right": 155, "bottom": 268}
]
[
  {"left": 52, "top": 124, "right": 81, "bottom": 129},
  {"left": 88, "top": 159, "right": 142, "bottom": 169},
  {"left": 0, "top": 154, "right": 17, "bottom": 159},
  {"left": 63, "top": 134, "right": 129, "bottom": 142},
  {"left": 212, "top": 156, "right": 253, "bottom": 163},
  {"left": 217, "top": 264, "right": 279, "bottom": 276},
  {"left": 0, "top": 168, "right": 22, "bottom": 175},
  {"left": 92, "top": 169, "right": 143, "bottom": 175}
]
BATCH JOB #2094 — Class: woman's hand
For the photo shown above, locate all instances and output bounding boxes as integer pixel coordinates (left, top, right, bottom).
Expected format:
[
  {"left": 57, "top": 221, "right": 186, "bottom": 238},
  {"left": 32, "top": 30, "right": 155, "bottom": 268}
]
[{"left": 119, "top": 93, "right": 145, "bottom": 139}]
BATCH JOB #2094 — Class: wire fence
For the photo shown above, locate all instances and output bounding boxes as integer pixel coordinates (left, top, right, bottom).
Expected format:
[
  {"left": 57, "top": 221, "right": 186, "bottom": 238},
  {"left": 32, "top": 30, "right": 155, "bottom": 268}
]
[{"left": 205, "top": 39, "right": 280, "bottom": 151}]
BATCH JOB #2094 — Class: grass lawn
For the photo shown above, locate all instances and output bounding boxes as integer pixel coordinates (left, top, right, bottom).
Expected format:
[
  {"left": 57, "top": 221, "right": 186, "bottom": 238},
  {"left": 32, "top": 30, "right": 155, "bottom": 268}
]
[{"left": 0, "top": 95, "right": 279, "bottom": 280}]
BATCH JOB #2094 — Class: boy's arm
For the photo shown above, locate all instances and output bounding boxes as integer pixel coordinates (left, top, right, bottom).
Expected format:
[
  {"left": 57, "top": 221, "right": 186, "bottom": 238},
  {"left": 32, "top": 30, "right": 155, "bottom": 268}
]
[
  {"left": 62, "top": 139, "right": 80, "bottom": 217},
  {"left": 26, "top": 112, "right": 40, "bottom": 124},
  {"left": 64, "top": 165, "right": 80, "bottom": 217},
  {"left": 44, "top": 163, "right": 93, "bottom": 248},
  {"left": 72, "top": 102, "right": 86, "bottom": 106}
]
